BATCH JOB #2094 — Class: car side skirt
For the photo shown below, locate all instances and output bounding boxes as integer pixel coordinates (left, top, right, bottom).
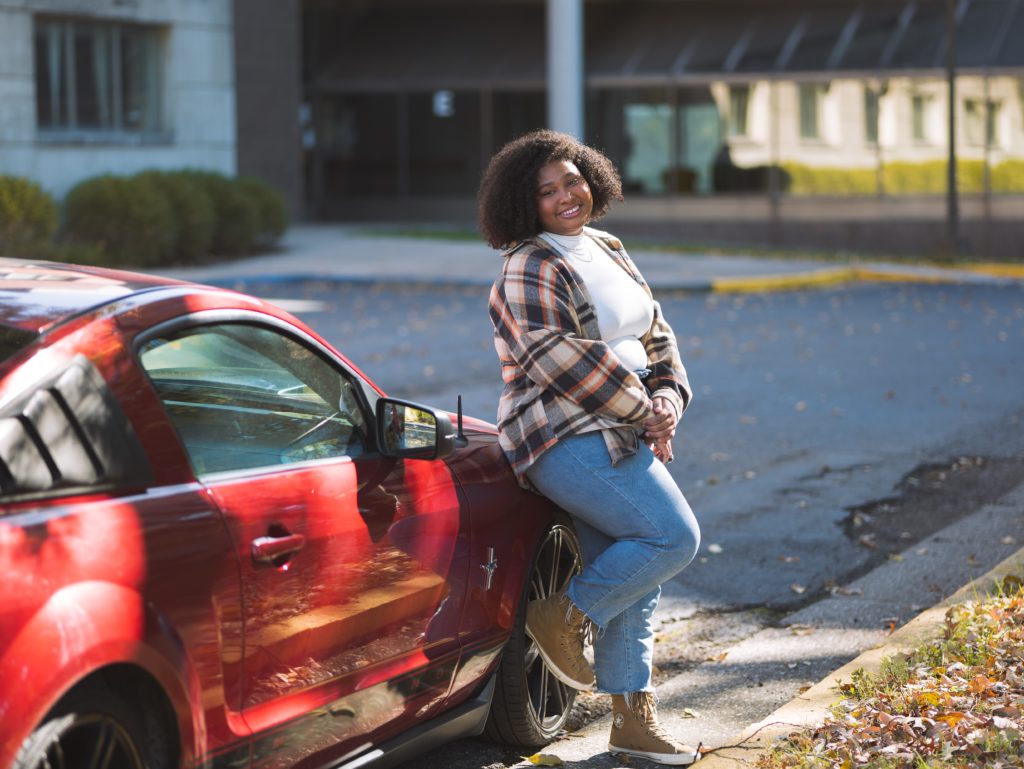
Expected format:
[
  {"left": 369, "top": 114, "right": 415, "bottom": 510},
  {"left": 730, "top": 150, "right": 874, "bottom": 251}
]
[{"left": 328, "top": 676, "right": 496, "bottom": 769}]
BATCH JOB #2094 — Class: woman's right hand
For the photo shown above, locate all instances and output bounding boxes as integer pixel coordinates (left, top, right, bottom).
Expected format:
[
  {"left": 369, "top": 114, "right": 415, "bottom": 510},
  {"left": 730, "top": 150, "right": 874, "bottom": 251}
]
[
  {"left": 644, "top": 396, "right": 677, "bottom": 463},
  {"left": 642, "top": 396, "right": 677, "bottom": 442}
]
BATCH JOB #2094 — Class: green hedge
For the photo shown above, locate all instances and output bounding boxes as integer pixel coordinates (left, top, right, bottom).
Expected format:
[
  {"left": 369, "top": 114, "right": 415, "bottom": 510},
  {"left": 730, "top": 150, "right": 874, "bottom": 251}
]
[
  {"left": 237, "top": 176, "right": 288, "bottom": 246},
  {"left": 782, "top": 163, "right": 879, "bottom": 196},
  {"left": 135, "top": 170, "right": 215, "bottom": 263},
  {"left": 180, "top": 170, "right": 258, "bottom": 256},
  {"left": 64, "top": 175, "right": 174, "bottom": 266},
  {"left": 781, "top": 158, "right": 1024, "bottom": 196},
  {"left": 992, "top": 159, "right": 1024, "bottom": 193},
  {"left": 0, "top": 176, "right": 58, "bottom": 256},
  {"left": 58, "top": 169, "right": 288, "bottom": 267}
]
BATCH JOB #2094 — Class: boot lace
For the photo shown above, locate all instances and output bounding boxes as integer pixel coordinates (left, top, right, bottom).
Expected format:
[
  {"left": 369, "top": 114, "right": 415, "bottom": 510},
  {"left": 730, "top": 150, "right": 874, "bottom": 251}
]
[
  {"left": 559, "top": 594, "right": 597, "bottom": 646},
  {"left": 627, "top": 691, "right": 683, "bottom": 745}
]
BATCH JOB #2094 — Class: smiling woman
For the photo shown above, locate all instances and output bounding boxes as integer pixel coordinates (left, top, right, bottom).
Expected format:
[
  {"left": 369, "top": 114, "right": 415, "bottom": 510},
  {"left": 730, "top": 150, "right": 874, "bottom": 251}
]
[{"left": 480, "top": 130, "right": 704, "bottom": 766}]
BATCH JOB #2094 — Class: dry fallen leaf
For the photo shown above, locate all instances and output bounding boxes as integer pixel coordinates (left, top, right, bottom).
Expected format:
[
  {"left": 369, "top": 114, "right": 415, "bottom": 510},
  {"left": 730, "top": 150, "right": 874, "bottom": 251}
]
[{"left": 524, "top": 754, "right": 563, "bottom": 766}]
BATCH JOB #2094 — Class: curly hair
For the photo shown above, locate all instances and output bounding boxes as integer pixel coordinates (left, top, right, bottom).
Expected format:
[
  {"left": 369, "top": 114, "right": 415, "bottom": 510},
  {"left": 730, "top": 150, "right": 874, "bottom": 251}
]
[{"left": 478, "top": 129, "right": 624, "bottom": 249}]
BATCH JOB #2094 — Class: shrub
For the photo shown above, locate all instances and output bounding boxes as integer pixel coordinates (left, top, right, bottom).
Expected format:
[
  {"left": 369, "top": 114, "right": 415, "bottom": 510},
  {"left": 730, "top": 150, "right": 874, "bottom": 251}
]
[
  {"left": 992, "top": 159, "right": 1024, "bottom": 193},
  {"left": 236, "top": 177, "right": 288, "bottom": 247},
  {"left": 782, "top": 163, "right": 879, "bottom": 196},
  {"left": 63, "top": 175, "right": 174, "bottom": 266},
  {"left": 135, "top": 170, "right": 215, "bottom": 263},
  {"left": 181, "top": 170, "right": 258, "bottom": 256},
  {"left": 780, "top": 160, "right": 997, "bottom": 196},
  {"left": 882, "top": 159, "right": 985, "bottom": 194},
  {"left": 52, "top": 242, "right": 109, "bottom": 267},
  {"left": 0, "top": 175, "right": 58, "bottom": 256}
]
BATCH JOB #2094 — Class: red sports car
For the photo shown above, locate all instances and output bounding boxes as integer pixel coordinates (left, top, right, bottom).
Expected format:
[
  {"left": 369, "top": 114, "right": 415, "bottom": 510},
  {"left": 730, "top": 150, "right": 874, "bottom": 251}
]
[{"left": 0, "top": 258, "right": 581, "bottom": 769}]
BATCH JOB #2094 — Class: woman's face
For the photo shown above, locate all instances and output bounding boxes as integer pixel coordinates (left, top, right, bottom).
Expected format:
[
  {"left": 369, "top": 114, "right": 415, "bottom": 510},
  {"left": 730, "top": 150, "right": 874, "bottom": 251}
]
[{"left": 536, "top": 159, "right": 593, "bottom": 236}]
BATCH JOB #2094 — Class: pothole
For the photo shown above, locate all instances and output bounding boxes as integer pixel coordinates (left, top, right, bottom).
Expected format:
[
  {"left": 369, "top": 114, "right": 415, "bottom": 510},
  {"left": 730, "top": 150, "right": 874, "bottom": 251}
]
[{"left": 841, "top": 455, "right": 1024, "bottom": 561}]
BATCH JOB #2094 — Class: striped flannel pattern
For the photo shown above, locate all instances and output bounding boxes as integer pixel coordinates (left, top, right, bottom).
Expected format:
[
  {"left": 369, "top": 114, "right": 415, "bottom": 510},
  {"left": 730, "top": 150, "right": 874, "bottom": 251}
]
[{"left": 488, "top": 227, "right": 691, "bottom": 485}]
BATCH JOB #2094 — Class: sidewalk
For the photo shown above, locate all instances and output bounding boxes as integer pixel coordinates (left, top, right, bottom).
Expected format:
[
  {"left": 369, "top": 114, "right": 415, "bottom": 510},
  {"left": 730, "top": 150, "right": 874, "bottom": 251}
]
[
  {"left": 525, "top": 480, "right": 1024, "bottom": 768},
  {"left": 696, "top": 539, "right": 1024, "bottom": 769},
  {"left": 163, "top": 223, "right": 1024, "bottom": 293}
]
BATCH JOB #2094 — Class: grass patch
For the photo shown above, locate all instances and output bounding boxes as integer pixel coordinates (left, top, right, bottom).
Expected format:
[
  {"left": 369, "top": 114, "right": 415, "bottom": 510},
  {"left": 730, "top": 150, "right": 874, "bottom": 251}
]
[{"left": 760, "top": 582, "right": 1024, "bottom": 768}]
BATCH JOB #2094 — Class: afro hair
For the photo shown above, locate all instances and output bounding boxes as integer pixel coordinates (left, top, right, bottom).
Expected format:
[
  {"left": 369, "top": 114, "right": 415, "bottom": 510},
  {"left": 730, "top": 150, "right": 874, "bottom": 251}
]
[{"left": 478, "top": 129, "right": 623, "bottom": 249}]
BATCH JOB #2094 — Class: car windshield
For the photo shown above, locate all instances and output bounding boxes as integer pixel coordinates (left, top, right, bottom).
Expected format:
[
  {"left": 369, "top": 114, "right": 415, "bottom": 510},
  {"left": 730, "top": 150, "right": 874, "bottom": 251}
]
[{"left": 0, "top": 324, "right": 37, "bottom": 365}]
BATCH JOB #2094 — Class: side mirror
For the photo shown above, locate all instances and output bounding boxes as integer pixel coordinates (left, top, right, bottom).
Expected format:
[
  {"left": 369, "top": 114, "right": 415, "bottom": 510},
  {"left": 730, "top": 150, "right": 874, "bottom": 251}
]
[{"left": 375, "top": 397, "right": 456, "bottom": 460}]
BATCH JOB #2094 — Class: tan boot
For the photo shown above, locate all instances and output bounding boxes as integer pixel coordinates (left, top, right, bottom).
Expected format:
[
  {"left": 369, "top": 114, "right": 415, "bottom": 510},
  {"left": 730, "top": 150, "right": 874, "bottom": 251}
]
[
  {"left": 525, "top": 592, "right": 596, "bottom": 690},
  {"left": 609, "top": 691, "right": 701, "bottom": 765}
]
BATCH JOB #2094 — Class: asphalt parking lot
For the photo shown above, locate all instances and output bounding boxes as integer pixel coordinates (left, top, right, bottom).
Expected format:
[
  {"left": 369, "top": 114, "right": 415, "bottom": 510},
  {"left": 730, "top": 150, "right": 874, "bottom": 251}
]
[{"left": 224, "top": 276, "right": 1024, "bottom": 767}]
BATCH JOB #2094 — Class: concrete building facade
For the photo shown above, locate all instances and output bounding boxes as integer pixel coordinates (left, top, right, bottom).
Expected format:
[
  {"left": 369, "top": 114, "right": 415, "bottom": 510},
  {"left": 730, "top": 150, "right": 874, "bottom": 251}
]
[{"left": 0, "top": 0, "right": 237, "bottom": 199}]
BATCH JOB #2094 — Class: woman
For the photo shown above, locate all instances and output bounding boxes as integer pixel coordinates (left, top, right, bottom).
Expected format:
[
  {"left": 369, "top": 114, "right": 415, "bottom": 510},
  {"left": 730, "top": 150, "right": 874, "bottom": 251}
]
[{"left": 481, "top": 129, "right": 702, "bottom": 766}]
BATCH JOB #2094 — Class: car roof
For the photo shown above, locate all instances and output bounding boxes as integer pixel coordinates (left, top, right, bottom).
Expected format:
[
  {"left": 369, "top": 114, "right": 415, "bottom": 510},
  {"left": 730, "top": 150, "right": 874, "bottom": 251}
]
[{"left": 0, "top": 258, "right": 186, "bottom": 334}]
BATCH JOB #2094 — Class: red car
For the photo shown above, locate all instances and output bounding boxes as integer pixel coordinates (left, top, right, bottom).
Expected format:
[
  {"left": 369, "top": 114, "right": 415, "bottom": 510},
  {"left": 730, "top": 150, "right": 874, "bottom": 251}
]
[{"left": 0, "top": 258, "right": 581, "bottom": 769}]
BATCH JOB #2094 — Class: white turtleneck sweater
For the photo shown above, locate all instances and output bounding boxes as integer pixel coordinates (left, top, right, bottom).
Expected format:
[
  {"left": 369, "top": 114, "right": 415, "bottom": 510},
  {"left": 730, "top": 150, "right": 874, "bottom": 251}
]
[{"left": 540, "top": 231, "right": 654, "bottom": 372}]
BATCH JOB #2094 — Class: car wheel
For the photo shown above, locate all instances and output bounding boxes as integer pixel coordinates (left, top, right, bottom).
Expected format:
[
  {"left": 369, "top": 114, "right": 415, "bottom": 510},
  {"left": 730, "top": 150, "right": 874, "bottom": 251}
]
[
  {"left": 486, "top": 518, "right": 583, "bottom": 747},
  {"left": 14, "top": 681, "right": 168, "bottom": 769}
]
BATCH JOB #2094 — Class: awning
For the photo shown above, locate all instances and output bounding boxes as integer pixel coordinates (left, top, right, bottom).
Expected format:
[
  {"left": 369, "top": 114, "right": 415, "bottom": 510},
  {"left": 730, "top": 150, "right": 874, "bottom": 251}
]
[{"left": 309, "top": 0, "right": 1024, "bottom": 93}]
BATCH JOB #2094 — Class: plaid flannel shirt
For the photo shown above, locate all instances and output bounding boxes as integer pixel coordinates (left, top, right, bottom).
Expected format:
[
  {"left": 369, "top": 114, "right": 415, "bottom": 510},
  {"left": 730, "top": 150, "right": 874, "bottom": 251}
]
[{"left": 489, "top": 227, "right": 691, "bottom": 486}]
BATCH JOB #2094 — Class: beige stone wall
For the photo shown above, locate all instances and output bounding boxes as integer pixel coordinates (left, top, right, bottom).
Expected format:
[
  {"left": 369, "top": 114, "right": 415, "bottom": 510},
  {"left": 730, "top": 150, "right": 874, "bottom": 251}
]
[{"left": 0, "top": 0, "right": 236, "bottom": 198}]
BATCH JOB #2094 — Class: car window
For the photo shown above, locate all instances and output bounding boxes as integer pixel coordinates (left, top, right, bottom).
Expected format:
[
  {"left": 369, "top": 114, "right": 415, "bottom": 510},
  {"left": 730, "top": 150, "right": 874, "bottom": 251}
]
[
  {"left": 139, "top": 323, "right": 368, "bottom": 475},
  {"left": 0, "top": 325, "right": 37, "bottom": 365}
]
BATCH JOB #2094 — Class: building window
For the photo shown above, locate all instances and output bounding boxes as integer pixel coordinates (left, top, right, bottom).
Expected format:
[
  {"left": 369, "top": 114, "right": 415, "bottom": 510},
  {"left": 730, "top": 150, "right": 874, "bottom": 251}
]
[
  {"left": 911, "top": 93, "right": 931, "bottom": 143},
  {"left": 798, "top": 83, "right": 823, "bottom": 140},
  {"left": 728, "top": 85, "right": 750, "bottom": 137},
  {"left": 964, "top": 99, "right": 999, "bottom": 147},
  {"left": 864, "top": 86, "right": 880, "bottom": 146},
  {"left": 34, "top": 17, "right": 164, "bottom": 139}
]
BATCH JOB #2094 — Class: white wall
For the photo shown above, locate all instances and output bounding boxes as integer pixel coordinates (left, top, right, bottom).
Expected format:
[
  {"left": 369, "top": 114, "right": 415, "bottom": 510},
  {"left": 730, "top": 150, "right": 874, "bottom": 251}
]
[
  {"left": 719, "top": 75, "right": 1024, "bottom": 171},
  {"left": 0, "top": 0, "right": 235, "bottom": 200}
]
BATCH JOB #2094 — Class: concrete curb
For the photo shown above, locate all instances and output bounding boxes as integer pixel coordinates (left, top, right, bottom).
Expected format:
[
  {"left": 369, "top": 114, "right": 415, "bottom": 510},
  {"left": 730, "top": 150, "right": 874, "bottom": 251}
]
[
  {"left": 695, "top": 545, "right": 1024, "bottom": 768},
  {"left": 960, "top": 262, "right": 1024, "bottom": 279},
  {"left": 708, "top": 264, "right": 1020, "bottom": 294}
]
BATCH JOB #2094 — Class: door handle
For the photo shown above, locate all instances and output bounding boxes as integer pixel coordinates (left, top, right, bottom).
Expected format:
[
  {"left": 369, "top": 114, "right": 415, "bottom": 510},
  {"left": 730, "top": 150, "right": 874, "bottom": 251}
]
[{"left": 251, "top": 533, "right": 306, "bottom": 564}]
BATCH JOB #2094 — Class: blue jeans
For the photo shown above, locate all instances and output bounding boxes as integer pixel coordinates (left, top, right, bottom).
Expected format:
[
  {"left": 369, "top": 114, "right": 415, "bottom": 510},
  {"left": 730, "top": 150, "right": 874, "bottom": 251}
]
[{"left": 526, "top": 431, "right": 700, "bottom": 694}]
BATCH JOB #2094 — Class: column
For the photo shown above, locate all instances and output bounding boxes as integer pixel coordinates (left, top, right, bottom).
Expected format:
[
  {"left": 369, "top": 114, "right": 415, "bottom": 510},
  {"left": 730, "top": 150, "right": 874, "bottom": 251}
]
[{"left": 547, "top": 0, "right": 584, "bottom": 138}]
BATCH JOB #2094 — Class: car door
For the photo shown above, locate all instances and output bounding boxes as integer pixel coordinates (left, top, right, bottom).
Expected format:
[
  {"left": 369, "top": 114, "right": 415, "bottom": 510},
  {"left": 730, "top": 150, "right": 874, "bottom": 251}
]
[{"left": 136, "top": 316, "right": 469, "bottom": 767}]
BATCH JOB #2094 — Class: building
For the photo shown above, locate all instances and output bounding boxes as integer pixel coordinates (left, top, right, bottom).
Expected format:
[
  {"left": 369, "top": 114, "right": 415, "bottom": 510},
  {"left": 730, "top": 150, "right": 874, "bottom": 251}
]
[
  {"left": 0, "top": 1, "right": 235, "bottom": 198},
  {"left": 303, "top": 0, "right": 1024, "bottom": 256},
  {"left": 2, "top": 0, "right": 1023, "bottom": 256}
]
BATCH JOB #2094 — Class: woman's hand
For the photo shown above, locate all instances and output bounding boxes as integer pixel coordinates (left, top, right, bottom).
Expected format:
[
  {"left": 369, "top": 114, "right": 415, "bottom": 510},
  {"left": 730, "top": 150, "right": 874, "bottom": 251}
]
[
  {"left": 644, "top": 396, "right": 678, "bottom": 462},
  {"left": 643, "top": 396, "right": 677, "bottom": 440}
]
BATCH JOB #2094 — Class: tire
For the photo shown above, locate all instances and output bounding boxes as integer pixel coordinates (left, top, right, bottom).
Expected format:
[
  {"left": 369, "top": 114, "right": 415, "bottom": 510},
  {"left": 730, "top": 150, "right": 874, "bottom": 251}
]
[
  {"left": 486, "top": 518, "right": 583, "bottom": 747},
  {"left": 14, "top": 680, "right": 169, "bottom": 769}
]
